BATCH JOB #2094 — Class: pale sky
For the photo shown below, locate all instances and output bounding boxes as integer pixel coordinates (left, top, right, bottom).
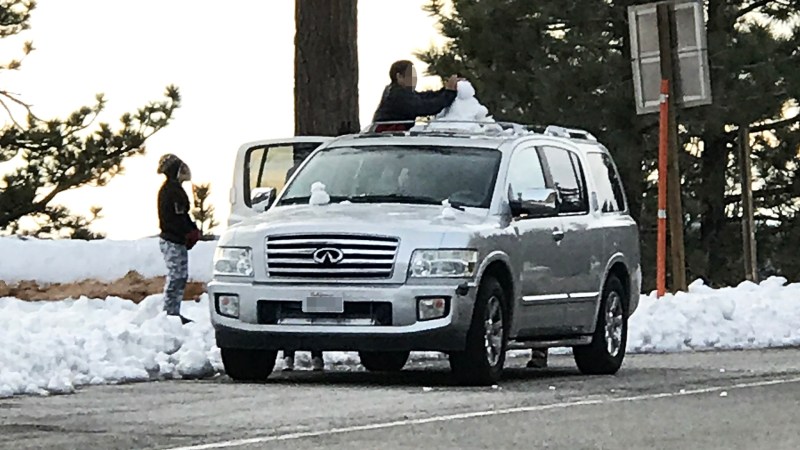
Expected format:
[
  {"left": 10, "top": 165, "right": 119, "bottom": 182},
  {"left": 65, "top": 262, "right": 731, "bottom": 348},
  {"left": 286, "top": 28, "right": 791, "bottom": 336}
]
[{"left": 0, "top": 0, "right": 446, "bottom": 239}]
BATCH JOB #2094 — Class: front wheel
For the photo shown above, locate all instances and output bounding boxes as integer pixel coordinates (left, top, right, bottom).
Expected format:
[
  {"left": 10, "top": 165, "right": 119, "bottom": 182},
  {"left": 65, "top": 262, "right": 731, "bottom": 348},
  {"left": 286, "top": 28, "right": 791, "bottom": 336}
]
[
  {"left": 358, "top": 351, "right": 410, "bottom": 372},
  {"left": 449, "top": 276, "right": 508, "bottom": 385},
  {"left": 573, "top": 275, "right": 627, "bottom": 375},
  {"left": 221, "top": 348, "right": 277, "bottom": 382}
]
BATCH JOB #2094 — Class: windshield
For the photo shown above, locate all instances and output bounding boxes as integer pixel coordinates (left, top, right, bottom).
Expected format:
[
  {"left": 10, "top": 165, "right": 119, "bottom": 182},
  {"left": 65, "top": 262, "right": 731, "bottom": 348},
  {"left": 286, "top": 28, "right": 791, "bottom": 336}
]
[{"left": 278, "top": 145, "right": 501, "bottom": 208}]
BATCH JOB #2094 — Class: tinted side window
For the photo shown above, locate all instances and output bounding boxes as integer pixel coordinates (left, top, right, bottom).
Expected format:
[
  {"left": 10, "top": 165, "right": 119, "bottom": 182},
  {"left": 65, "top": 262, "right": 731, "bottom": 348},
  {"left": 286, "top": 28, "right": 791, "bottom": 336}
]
[
  {"left": 507, "top": 146, "right": 547, "bottom": 195},
  {"left": 587, "top": 153, "right": 626, "bottom": 213},
  {"left": 540, "top": 146, "right": 588, "bottom": 214}
]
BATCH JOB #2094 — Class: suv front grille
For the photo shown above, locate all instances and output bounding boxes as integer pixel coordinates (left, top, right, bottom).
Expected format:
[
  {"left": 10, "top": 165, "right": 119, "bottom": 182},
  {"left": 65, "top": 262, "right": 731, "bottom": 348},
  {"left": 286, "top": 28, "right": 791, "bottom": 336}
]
[{"left": 265, "top": 234, "right": 399, "bottom": 279}]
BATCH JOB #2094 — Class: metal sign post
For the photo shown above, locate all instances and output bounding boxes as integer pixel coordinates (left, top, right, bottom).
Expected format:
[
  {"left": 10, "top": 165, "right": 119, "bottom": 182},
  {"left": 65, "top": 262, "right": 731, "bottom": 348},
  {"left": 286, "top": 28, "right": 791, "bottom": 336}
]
[{"left": 629, "top": 0, "right": 711, "bottom": 296}]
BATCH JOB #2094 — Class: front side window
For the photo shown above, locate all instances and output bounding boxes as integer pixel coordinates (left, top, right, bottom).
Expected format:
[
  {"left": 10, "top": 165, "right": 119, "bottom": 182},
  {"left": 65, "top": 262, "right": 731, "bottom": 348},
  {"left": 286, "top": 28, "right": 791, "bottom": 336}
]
[
  {"left": 507, "top": 146, "right": 547, "bottom": 195},
  {"left": 540, "top": 146, "right": 588, "bottom": 214},
  {"left": 278, "top": 146, "right": 502, "bottom": 209},
  {"left": 587, "top": 152, "right": 626, "bottom": 213}
]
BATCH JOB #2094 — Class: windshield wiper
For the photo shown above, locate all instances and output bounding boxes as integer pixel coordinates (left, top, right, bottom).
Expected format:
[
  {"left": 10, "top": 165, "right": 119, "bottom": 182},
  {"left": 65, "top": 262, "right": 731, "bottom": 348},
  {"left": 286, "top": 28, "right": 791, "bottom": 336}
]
[
  {"left": 279, "top": 194, "right": 467, "bottom": 210},
  {"left": 277, "top": 196, "right": 310, "bottom": 205},
  {"left": 278, "top": 195, "right": 352, "bottom": 206},
  {"left": 346, "top": 194, "right": 443, "bottom": 206}
]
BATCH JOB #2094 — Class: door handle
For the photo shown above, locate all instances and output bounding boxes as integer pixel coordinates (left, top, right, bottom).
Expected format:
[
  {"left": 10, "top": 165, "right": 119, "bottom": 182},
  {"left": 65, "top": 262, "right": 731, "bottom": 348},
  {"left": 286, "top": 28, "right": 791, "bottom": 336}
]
[{"left": 552, "top": 229, "right": 565, "bottom": 242}]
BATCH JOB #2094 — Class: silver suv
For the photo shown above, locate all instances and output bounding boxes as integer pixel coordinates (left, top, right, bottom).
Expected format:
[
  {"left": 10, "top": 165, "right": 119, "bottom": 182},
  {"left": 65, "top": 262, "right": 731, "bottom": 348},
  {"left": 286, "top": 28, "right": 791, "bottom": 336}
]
[{"left": 209, "top": 123, "right": 641, "bottom": 385}]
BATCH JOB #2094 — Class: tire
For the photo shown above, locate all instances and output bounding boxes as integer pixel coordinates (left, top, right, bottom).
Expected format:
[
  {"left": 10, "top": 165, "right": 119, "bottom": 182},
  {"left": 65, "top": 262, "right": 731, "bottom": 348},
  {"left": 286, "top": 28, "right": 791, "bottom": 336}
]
[
  {"left": 449, "top": 276, "right": 508, "bottom": 385},
  {"left": 573, "top": 275, "right": 628, "bottom": 375},
  {"left": 221, "top": 348, "right": 277, "bottom": 382},
  {"left": 358, "top": 351, "right": 410, "bottom": 372}
]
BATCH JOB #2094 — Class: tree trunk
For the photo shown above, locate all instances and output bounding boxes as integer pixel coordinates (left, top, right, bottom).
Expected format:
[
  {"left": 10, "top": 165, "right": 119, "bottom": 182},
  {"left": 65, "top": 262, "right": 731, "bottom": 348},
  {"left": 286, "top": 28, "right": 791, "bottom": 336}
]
[
  {"left": 295, "top": 0, "right": 360, "bottom": 136},
  {"left": 698, "top": 0, "right": 730, "bottom": 283}
]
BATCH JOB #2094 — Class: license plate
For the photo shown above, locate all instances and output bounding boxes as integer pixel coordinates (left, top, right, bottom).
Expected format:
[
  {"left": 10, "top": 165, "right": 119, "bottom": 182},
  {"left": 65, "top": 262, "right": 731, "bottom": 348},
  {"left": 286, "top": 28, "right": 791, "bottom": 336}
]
[{"left": 303, "top": 295, "right": 344, "bottom": 314}]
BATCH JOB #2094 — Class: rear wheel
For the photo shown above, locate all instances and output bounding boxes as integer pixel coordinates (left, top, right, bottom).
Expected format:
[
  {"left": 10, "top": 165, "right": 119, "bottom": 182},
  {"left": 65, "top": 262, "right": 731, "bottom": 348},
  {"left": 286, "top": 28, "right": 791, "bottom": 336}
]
[
  {"left": 449, "top": 276, "right": 508, "bottom": 385},
  {"left": 221, "top": 348, "right": 277, "bottom": 382},
  {"left": 358, "top": 351, "right": 410, "bottom": 372},
  {"left": 573, "top": 275, "right": 627, "bottom": 375}
]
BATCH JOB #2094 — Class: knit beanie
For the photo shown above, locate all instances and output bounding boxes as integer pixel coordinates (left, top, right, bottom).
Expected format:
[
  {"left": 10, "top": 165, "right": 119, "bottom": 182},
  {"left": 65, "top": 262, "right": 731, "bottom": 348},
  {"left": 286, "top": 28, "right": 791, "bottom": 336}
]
[{"left": 157, "top": 153, "right": 185, "bottom": 179}]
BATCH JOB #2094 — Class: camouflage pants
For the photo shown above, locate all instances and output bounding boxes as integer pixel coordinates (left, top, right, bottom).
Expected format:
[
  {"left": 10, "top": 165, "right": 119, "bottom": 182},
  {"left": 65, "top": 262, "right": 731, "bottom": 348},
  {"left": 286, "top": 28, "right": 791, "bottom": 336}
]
[{"left": 159, "top": 238, "right": 188, "bottom": 316}]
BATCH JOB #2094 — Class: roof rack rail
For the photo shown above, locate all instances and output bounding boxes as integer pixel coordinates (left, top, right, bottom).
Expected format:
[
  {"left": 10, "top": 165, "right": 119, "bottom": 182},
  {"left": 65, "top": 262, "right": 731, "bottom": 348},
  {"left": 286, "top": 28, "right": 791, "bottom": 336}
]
[
  {"left": 359, "top": 121, "right": 598, "bottom": 142},
  {"left": 543, "top": 125, "right": 597, "bottom": 142},
  {"left": 361, "top": 120, "right": 535, "bottom": 136}
]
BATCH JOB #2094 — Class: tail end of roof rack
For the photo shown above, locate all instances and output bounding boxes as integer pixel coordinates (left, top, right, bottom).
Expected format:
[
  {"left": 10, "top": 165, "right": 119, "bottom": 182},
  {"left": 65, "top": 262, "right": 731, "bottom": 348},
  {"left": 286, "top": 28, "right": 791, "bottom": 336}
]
[{"left": 543, "top": 125, "right": 597, "bottom": 142}]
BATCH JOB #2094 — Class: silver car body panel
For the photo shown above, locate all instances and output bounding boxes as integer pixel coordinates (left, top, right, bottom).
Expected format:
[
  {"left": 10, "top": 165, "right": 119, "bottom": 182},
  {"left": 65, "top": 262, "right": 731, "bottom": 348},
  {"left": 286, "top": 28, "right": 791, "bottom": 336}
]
[{"left": 211, "top": 132, "right": 641, "bottom": 352}]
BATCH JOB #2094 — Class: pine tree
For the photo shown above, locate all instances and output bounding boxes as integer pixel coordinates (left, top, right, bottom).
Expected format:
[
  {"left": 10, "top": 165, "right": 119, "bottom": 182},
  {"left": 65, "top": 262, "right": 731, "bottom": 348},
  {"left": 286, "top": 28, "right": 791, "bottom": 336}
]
[
  {"left": 0, "top": 1, "right": 181, "bottom": 238},
  {"left": 294, "top": 0, "right": 360, "bottom": 135},
  {"left": 191, "top": 183, "right": 219, "bottom": 239},
  {"left": 420, "top": 0, "right": 800, "bottom": 287}
]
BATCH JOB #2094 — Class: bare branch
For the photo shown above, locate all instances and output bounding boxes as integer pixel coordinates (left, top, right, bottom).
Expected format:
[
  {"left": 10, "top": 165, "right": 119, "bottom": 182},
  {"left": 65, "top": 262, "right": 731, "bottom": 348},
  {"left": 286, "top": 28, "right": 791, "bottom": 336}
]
[
  {"left": 0, "top": 89, "right": 40, "bottom": 123},
  {"left": 0, "top": 97, "right": 24, "bottom": 128}
]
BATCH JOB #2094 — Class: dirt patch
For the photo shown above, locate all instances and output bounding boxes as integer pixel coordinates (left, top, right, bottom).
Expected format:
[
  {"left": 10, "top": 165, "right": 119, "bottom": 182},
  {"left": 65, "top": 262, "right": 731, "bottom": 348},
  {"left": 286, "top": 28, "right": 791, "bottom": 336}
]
[{"left": 0, "top": 271, "right": 206, "bottom": 303}]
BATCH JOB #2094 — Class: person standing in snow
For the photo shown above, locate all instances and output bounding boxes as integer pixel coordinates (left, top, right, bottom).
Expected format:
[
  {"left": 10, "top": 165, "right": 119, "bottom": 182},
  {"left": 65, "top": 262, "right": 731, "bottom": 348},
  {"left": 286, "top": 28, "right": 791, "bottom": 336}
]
[
  {"left": 156, "top": 154, "right": 201, "bottom": 325},
  {"left": 372, "top": 60, "right": 459, "bottom": 131}
]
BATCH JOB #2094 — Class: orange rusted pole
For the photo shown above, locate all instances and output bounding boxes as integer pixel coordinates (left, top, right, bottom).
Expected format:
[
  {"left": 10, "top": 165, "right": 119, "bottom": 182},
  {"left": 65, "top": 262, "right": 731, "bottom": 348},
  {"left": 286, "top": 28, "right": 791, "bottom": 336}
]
[{"left": 657, "top": 79, "right": 669, "bottom": 298}]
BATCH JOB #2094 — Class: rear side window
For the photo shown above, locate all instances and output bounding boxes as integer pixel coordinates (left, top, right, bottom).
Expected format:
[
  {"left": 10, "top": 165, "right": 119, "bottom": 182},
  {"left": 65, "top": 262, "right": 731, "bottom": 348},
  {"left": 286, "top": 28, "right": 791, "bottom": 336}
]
[
  {"left": 587, "top": 153, "right": 626, "bottom": 213},
  {"left": 540, "top": 146, "right": 589, "bottom": 214}
]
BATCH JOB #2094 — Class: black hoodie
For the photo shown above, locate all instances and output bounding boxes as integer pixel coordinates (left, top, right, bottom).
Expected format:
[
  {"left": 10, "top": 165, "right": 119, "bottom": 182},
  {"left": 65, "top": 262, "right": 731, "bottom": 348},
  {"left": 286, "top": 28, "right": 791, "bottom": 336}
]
[
  {"left": 158, "top": 175, "right": 197, "bottom": 245},
  {"left": 372, "top": 84, "right": 457, "bottom": 124}
]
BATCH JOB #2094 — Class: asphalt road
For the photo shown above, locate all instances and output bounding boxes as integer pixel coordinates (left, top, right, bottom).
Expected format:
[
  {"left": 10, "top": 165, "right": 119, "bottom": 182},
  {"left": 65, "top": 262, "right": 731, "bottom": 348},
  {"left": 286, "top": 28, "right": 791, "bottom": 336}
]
[{"left": 2, "top": 349, "right": 799, "bottom": 450}]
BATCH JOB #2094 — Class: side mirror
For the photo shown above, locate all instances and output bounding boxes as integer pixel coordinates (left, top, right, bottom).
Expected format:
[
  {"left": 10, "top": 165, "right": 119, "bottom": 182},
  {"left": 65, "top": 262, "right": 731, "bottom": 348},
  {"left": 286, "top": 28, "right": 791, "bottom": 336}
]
[
  {"left": 509, "top": 188, "right": 559, "bottom": 218},
  {"left": 251, "top": 187, "right": 277, "bottom": 213}
]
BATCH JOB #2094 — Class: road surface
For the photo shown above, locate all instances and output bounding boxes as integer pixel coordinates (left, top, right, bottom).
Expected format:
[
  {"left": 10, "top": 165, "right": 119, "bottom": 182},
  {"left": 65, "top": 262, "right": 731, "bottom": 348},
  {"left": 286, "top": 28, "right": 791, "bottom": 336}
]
[{"left": 2, "top": 349, "right": 799, "bottom": 449}]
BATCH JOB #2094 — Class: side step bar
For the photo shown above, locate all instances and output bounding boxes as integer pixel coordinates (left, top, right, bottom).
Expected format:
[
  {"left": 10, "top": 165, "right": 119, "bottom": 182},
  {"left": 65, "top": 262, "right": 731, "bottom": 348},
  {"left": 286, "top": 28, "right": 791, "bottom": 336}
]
[{"left": 507, "top": 336, "right": 592, "bottom": 350}]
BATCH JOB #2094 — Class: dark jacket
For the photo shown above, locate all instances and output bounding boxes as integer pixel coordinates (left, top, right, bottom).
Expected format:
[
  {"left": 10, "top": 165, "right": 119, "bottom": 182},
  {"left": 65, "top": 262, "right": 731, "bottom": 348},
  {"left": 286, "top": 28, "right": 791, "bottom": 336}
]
[
  {"left": 158, "top": 179, "right": 198, "bottom": 244},
  {"left": 372, "top": 84, "right": 457, "bottom": 127}
]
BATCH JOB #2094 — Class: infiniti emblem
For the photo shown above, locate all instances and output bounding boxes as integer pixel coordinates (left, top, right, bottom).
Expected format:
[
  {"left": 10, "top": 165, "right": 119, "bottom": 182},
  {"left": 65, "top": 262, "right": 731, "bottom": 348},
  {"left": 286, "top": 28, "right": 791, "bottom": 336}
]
[{"left": 312, "top": 247, "right": 344, "bottom": 265}]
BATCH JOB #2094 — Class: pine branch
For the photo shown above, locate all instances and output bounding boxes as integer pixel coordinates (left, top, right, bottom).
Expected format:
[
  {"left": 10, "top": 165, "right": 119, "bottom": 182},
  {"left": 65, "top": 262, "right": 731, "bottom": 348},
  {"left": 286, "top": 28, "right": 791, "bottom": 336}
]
[
  {"left": 749, "top": 113, "right": 800, "bottom": 133},
  {"left": 735, "top": 0, "right": 777, "bottom": 20}
]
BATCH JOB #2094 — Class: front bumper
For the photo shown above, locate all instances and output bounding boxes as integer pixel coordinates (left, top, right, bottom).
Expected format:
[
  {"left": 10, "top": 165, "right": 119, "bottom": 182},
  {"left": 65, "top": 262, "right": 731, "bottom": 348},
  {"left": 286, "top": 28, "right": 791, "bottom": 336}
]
[{"left": 208, "top": 280, "right": 476, "bottom": 352}]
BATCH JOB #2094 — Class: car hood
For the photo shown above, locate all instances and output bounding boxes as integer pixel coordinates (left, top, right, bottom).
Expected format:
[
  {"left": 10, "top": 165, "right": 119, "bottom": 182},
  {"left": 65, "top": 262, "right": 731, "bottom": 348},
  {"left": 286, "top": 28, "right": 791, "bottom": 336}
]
[{"left": 229, "top": 203, "right": 497, "bottom": 236}]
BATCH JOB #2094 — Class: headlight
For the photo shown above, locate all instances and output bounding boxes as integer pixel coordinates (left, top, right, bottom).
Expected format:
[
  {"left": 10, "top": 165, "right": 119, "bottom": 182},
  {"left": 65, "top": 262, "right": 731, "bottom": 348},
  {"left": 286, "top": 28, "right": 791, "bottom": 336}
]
[
  {"left": 213, "top": 247, "right": 254, "bottom": 277},
  {"left": 409, "top": 249, "right": 478, "bottom": 278}
]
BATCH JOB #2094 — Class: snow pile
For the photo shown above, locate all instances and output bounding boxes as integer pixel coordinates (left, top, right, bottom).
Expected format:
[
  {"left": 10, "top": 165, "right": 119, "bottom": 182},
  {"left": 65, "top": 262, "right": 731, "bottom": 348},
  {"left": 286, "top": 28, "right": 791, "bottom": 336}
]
[
  {"left": 0, "top": 294, "right": 220, "bottom": 398},
  {"left": 628, "top": 277, "right": 800, "bottom": 352},
  {"left": 0, "top": 237, "right": 216, "bottom": 284},
  {"left": 414, "top": 81, "right": 504, "bottom": 133},
  {"left": 309, "top": 181, "right": 331, "bottom": 206}
]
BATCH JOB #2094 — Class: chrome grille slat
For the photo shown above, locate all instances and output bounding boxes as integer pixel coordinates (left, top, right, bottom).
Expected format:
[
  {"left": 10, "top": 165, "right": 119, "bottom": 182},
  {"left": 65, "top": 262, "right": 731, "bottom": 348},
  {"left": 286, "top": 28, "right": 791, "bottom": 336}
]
[
  {"left": 268, "top": 268, "right": 393, "bottom": 275},
  {"left": 266, "top": 238, "right": 397, "bottom": 248},
  {"left": 265, "top": 234, "right": 399, "bottom": 279},
  {"left": 267, "top": 248, "right": 396, "bottom": 257},
  {"left": 263, "top": 258, "right": 393, "bottom": 265}
]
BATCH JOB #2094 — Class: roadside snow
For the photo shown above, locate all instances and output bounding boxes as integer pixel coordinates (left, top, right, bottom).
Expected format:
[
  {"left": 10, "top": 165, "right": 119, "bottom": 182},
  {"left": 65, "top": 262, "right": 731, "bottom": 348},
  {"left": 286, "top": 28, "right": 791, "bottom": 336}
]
[
  {"left": 629, "top": 277, "right": 800, "bottom": 352},
  {"left": 0, "top": 294, "right": 220, "bottom": 398},
  {"left": 1, "top": 277, "right": 800, "bottom": 398},
  {"left": 0, "top": 237, "right": 216, "bottom": 283}
]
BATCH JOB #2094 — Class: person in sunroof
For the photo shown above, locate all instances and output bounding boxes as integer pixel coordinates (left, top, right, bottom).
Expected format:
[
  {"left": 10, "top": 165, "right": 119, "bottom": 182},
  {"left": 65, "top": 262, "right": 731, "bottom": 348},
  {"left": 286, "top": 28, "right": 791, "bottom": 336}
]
[{"left": 372, "top": 60, "right": 459, "bottom": 131}]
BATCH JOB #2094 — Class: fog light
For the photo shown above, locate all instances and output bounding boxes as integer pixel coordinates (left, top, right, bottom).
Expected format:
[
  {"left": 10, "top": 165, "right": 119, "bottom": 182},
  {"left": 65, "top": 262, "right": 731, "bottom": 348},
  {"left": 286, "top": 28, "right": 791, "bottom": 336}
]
[
  {"left": 217, "top": 294, "right": 240, "bottom": 318},
  {"left": 418, "top": 297, "right": 448, "bottom": 321}
]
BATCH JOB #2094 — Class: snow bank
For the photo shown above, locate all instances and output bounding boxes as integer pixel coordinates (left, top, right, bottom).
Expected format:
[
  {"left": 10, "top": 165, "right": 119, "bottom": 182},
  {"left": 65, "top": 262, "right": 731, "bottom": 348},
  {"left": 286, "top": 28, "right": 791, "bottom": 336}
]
[
  {"left": 1, "top": 277, "right": 800, "bottom": 397},
  {"left": 0, "top": 237, "right": 216, "bottom": 283},
  {"left": 629, "top": 277, "right": 800, "bottom": 352},
  {"left": 0, "top": 294, "right": 220, "bottom": 398}
]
